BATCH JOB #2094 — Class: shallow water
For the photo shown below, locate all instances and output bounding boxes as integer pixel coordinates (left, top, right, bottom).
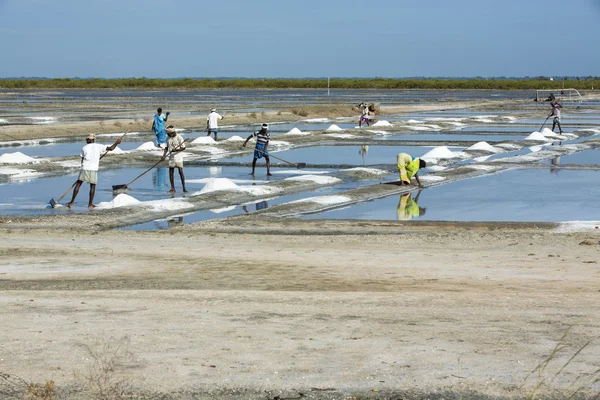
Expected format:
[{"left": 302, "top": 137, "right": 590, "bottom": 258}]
[{"left": 302, "top": 169, "right": 600, "bottom": 222}]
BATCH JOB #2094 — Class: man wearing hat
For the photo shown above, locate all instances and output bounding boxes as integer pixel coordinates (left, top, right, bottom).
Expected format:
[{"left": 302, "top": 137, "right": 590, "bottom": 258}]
[
  {"left": 206, "top": 108, "right": 223, "bottom": 141},
  {"left": 66, "top": 134, "right": 121, "bottom": 209},
  {"left": 243, "top": 123, "right": 272, "bottom": 176},
  {"left": 161, "top": 126, "right": 188, "bottom": 193}
]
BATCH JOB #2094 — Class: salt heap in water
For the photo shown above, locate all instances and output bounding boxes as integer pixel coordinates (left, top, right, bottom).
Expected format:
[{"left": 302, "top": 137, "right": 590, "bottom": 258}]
[
  {"left": 421, "top": 146, "right": 457, "bottom": 160},
  {"left": 105, "top": 146, "right": 126, "bottom": 155},
  {"left": 191, "top": 136, "right": 216, "bottom": 145},
  {"left": 136, "top": 142, "right": 160, "bottom": 151},
  {"left": 199, "top": 178, "right": 240, "bottom": 194},
  {"left": 326, "top": 124, "right": 343, "bottom": 131},
  {"left": 525, "top": 131, "right": 551, "bottom": 141},
  {"left": 371, "top": 120, "right": 393, "bottom": 127},
  {"left": 0, "top": 152, "right": 38, "bottom": 164},
  {"left": 467, "top": 141, "right": 501, "bottom": 153},
  {"left": 284, "top": 175, "right": 341, "bottom": 184},
  {"left": 96, "top": 193, "right": 140, "bottom": 209},
  {"left": 225, "top": 136, "right": 245, "bottom": 142}
]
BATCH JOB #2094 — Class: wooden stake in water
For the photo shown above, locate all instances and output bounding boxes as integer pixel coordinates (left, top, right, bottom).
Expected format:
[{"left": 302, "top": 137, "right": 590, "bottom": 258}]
[{"left": 328, "top": 77, "right": 330, "bottom": 96}]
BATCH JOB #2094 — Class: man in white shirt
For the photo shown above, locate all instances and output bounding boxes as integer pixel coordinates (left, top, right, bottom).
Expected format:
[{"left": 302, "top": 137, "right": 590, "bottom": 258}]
[
  {"left": 206, "top": 108, "right": 223, "bottom": 141},
  {"left": 66, "top": 133, "right": 121, "bottom": 209},
  {"left": 161, "top": 126, "right": 188, "bottom": 193}
]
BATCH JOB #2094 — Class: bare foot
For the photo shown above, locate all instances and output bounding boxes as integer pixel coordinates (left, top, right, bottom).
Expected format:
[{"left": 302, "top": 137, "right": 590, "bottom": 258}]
[
  {"left": 267, "top": 173, "right": 273, "bottom": 176},
  {"left": 183, "top": 189, "right": 188, "bottom": 193},
  {"left": 168, "top": 189, "right": 176, "bottom": 193},
  {"left": 88, "top": 204, "right": 96, "bottom": 210},
  {"left": 66, "top": 202, "right": 73, "bottom": 208},
  {"left": 250, "top": 172, "right": 255, "bottom": 176}
]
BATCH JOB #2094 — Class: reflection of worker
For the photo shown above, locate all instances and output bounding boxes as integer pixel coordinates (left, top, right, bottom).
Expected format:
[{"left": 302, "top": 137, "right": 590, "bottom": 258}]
[
  {"left": 549, "top": 100, "right": 563, "bottom": 134},
  {"left": 397, "top": 153, "right": 426, "bottom": 186},
  {"left": 550, "top": 156, "right": 561, "bottom": 175},
  {"left": 167, "top": 217, "right": 184, "bottom": 228},
  {"left": 153, "top": 167, "right": 168, "bottom": 189},
  {"left": 359, "top": 145, "right": 369, "bottom": 165},
  {"left": 242, "top": 200, "right": 269, "bottom": 214},
  {"left": 397, "top": 190, "right": 426, "bottom": 221}
]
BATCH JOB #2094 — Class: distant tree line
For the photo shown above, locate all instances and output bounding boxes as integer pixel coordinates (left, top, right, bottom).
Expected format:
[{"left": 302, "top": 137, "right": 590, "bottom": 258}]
[{"left": 0, "top": 78, "right": 599, "bottom": 90}]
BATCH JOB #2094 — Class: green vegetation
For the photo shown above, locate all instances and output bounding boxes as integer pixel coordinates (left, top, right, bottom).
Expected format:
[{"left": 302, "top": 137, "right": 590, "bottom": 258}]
[{"left": 1, "top": 77, "right": 599, "bottom": 90}]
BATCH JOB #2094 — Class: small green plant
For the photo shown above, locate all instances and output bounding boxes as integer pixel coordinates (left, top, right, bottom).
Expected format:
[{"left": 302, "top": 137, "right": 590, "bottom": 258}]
[
  {"left": 291, "top": 108, "right": 309, "bottom": 117},
  {"left": 522, "top": 327, "right": 600, "bottom": 399}
]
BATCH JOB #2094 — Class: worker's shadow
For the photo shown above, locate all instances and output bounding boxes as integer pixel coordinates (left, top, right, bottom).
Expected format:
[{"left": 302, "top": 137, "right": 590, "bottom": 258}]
[{"left": 397, "top": 189, "right": 427, "bottom": 221}]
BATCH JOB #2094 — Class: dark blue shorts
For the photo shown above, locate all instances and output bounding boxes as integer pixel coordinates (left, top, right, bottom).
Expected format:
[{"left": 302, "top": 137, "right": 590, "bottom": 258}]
[{"left": 254, "top": 143, "right": 268, "bottom": 159}]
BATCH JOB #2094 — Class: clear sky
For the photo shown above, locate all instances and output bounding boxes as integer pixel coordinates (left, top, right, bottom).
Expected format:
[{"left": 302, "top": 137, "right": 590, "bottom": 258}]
[{"left": 1, "top": 0, "right": 599, "bottom": 78}]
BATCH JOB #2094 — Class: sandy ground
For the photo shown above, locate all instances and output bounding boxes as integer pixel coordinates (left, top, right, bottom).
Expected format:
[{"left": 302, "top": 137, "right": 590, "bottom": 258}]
[{"left": 1, "top": 225, "right": 600, "bottom": 399}]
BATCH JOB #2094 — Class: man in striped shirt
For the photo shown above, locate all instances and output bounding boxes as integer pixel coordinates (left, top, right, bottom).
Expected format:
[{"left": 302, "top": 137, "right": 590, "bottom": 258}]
[{"left": 243, "top": 123, "right": 272, "bottom": 176}]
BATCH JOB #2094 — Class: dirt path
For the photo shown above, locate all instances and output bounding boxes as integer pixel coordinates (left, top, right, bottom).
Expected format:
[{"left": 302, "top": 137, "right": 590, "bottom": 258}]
[{"left": 1, "top": 227, "right": 599, "bottom": 398}]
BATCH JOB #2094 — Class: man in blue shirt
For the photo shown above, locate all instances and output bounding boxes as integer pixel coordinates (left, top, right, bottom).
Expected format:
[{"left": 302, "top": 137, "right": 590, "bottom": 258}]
[{"left": 153, "top": 107, "right": 170, "bottom": 148}]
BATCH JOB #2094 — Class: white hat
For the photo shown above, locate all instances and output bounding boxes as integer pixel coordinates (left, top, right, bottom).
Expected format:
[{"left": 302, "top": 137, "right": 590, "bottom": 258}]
[
  {"left": 211, "top": 108, "right": 216, "bottom": 112},
  {"left": 261, "top": 123, "right": 269, "bottom": 129},
  {"left": 87, "top": 134, "right": 96, "bottom": 140}
]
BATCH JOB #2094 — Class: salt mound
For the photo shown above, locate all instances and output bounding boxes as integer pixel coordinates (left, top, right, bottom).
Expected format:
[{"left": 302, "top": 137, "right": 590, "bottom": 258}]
[
  {"left": 525, "top": 132, "right": 551, "bottom": 141},
  {"left": 0, "top": 152, "right": 38, "bottom": 164},
  {"left": 371, "top": 120, "right": 393, "bottom": 127},
  {"left": 191, "top": 136, "right": 216, "bottom": 145},
  {"left": 467, "top": 141, "right": 501, "bottom": 153},
  {"left": 144, "top": 198, "right": 192, "bottom": 212},
  {"left": 224, "top": 136, "right": 245, "bottom": 142},
  {"left": 528, "top": 145, "right": 543, "bottom": 152},
  {"left": 199, "top": 178, "right": 240, "bottom": 194},
  {"left": 136, "top": 142, "right": 159, "bottom": 151},
  {"left": 105, "top": 146, "right": 126, "bottom": 155},
  {"left": 366, "top": 130, "right": 389, "bottom": 135},
  {"left": 426, "top": 165, "right": 447, "bottom": 172},
  {"left": 419, "top": 175, "right": 445, "bottom": 182},
  {"left": 325, "top": 133, "right": 357, "bottom": 139},
  {"left": 540, "top": 128, "right": 555, "bottom": 136},
  {"left": 285, "top": 127, "right": 307, "bottom": 135},
  {"left": 407, "top": 119, "right": 424, "bottom": 124},
  {"left": 325, "top": 124, "right": 343, "bottom": 131},
  {"left": 421, "top": 146, "right": 456, "bottom": 160},
  {"left": 284, "top": 175, "right": 341, "bottom": 184},
  {"left": 96, "top": 193, "right": 140, "bottom": 209}
]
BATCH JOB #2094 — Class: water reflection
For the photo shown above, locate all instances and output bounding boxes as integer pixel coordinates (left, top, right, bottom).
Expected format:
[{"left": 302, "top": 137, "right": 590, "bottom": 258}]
[
  {"left": 359, "top": 145, "right": 369, "bottom": 165},
  {"left": 153, "top": 168, "right": 168, "bottom": 190},
  {"left": 167, "top": 216, "right": 184, "bottom": 228},
  {"left": 243, "top": 200, "right": 269, "bottom": 213},
  {"left": 397, "top": 190, "right": 426, "bottom": 221},
  {"left": 550, "top": 156, "right": 561, "bottom": 175}
]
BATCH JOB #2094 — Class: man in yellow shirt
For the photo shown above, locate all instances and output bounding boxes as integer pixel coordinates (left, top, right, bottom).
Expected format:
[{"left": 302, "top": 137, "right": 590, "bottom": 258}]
[{"left": 397, "top": 152, "right": 426, "bottom": 186}]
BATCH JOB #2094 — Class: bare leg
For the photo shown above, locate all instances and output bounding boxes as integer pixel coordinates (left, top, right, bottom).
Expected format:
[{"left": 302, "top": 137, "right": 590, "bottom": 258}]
[
  {"left": 169, "top": 167, "right": 175, "bottom": 192},
  {"left": 265, "top": 156, "right": 272, "bottom": 176},
  {"left": 178, "top": 167, "right": 187, "bottom": 192},
  {"left": 88, "top": 184, "right": 96, "bottom": 209},
  {"left": 66, "top": 180, "right": 83, "bottom": 208},
  {"left": 214, "top": 132, "right": 218, "bottom": 141},
  {"left": 250, "top": 158, "right": 257, "bottom": 175}
]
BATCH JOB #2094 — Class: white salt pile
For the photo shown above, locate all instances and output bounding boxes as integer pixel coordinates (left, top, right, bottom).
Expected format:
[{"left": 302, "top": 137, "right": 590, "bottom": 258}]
[
  {"left": 198, "top": 178, "right": 240, "bottom": 194},
  {"left": 419, "top": 175, "right": 446, "bottom": 182},
  {"left": 224, "top": 135, "right": 245, "bottom": 142},
  {"left": 525, "top": 132, "right": 552, "bottom": 141},
  {"left": 96, "top": 194, "right": 140, "bottom": 209},
  {"left": 473, "top": 155, "right": 493, "bottom": 162},
  {"left": 191, "top": 136, "right": 216, "bottom": 145},
  {"left": 341, "top": 167, "right": 388, "bottom": 175},
  {"left": 187, "top": 177, "right": 269, "bottom": 184},
  {"left": 239, "top": 186, "right": 281, "bottom": 196},
  {"left": 366, "top": 130, "right": 390, "bottom": 135},
  {"left": 285, "top": 127, "right": 309, "bottom": 136},
  {"left": 406, "top": 126, "right": 432, "bottom": 131},
  {"left": 371, "top": 120, "right": 393, "bottom": 127},
  {"left": 284, "top": 175, "right": 341, "bottom": 184},
  {"left": 271, "top": 170, "right": 329, "bottom": 175},
  {"left": 425, "top": 165, "right": 447, "bottom": 172},
  {"left": 325, "top": 124, "right": 343, "bottom": 131},
  {"left": 420, "top": 146, "right": 457, "bottom": 160},
  {"left": 473, "top": 115, "right": 496, "bottom": 123},
  {"left": 556, "top": 221, "right": 600, "bottom": 233},
  {"left": 105, "top": 146, "right": 127, "bottom": 155},
  {"left": 135, "top": 142, "right": 160, "bottom": 151},
  {"left": 0, "top": 118, "right": 8, "bottom": 123},
  {"left": 528, "top": 145, "right": 543, "bottom": 152},
  {"left": 193, "top": 146, "right": 225, "bottom": 155},
  {"left": 325, "top": 133, "right": 358, "bottom": 139},
  {"left": 303, "top": 118, "right": 329, "bottom": 123},
  {"left": 0, "top": 152, "right": 38, "bottom": 164},
  {"left": 293, "top": 195, "right": 351, "bottom": 205},
  {"left": 143, "top": 198, "right": 192, "bottom": 212},
  {"left": 467, "top": 141, "right": 502, "bottom": 153},
  {"left": 0, "top": 167, "right": 40, "bottom": 181},
  {"left": 406, "top": 119, "right": 424, "bottom": 124}
]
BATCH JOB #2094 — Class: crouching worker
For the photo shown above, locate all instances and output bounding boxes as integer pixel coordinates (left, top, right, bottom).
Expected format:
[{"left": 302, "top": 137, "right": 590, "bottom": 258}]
[
  {"left": 397, "top": 152, "right": 426, "bottom": 186},
  {"left": 161, "top": 126, "right": 187, "bottom": 193},
  {"left": 67, "top": 134, "right": 121, "bottom": 209}
]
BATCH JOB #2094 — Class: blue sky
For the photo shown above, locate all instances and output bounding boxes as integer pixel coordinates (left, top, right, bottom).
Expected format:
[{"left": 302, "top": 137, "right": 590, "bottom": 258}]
[{"left": 1, "top": 0, "right": 599, "bottom": 78}]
